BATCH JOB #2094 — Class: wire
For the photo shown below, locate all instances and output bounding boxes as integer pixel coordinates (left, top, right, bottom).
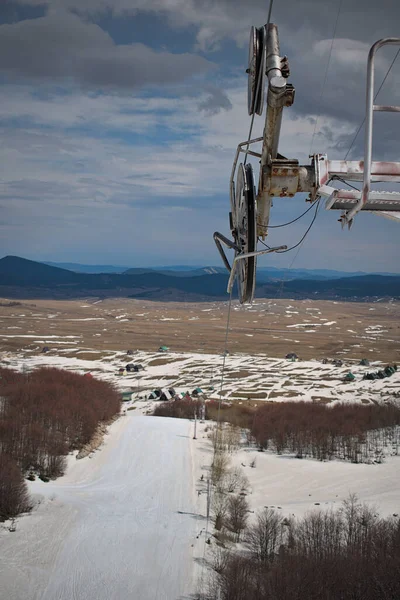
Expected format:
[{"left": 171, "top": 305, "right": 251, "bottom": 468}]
[
  {"left": 217, "top": 287, "right": 233, "bottom": 427},
  {"left": 331, "top": 175, "right": 360, "bottom": 191},
  {"left": 309, "top": 0, "right": 343, "bottom": 155},
  {"left": 276, "top": 199, "right": 321, "bottom": 254},
  {"left": 343, "top": 47, "right": 400, "bottom": 160},
  {"left": 261, "top": 201, "right": 317, "bottom": 229}
]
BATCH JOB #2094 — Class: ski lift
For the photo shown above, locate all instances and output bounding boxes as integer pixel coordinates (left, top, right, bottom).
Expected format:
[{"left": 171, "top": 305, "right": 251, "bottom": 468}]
[{"left": 214, "top": 21, "right": 400, "bottom": 304}]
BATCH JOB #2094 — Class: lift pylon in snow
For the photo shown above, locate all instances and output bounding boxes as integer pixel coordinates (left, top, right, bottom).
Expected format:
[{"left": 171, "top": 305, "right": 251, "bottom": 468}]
[{"left": 214, "top": 23, "right": 400, "bottom": 304}]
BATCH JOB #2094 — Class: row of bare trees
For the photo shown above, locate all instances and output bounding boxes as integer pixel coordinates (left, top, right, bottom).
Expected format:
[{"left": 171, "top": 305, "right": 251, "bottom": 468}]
[
  {"left": 206, "top": 400, "right": 400, "bottom": 463},
  {"left": 0, "top": 367, "right": 121, "bottom": 521},
  {"left": 153, "top": 398, "right": 205, "bottom": 419},
  {"left": 203, "top": 495, "right": 400, "bottom": 600},
  {"left": 251, "top": 402, "right": 400, "bottom": 462}
]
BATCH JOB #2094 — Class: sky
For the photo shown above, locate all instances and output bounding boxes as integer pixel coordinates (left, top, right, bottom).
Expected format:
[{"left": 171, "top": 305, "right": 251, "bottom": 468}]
[{"left": 0, "top": 0, "right": 399, "bottom": 272}]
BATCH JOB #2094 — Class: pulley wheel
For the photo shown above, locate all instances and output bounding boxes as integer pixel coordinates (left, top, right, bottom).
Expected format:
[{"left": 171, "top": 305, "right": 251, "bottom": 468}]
[
  {"left": 233, "top": 163, "right": 257, "bottom": 303},
  {"left": 247, "top": 25, "right": 266, "bottom": 116}
]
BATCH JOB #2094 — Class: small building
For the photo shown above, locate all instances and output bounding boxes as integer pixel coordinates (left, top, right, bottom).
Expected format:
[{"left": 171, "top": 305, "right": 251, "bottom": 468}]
[
  {"left": 286, "top": 352, "right": 298, "bottom": 361},
  {"left": 344, "top": 372, "right": 355, "bottom": 382},
  {"left": 118, "top": 367, "right": 125, "bottom": 376},
  {"left": 127, "top": 349, "right": 134, "bottom": 355},
  {"left": 42, "top": 346, "right": 50, "bottom": 353},
  {"left": 359, "top": 358, "right": 370, "bottom": 366},
  {"left": 133, "top": 364, "right": 144, "bottom": 372},
  {"left": 126, "top": 363, "right": 134, "bottom": 372},
  {"left": 321, "top": 358, "right": 329, "bottom": 365},
  {"left": 192, "top": 387, "right": 204, "bottom": 397},
  {"left": 148, "top": 388, "right": 172, "bottom": 401},
  {"left": 122, "top": 391, "right": 134, "bottom": 402},
  {"left": 158, "top": 345, "right": 169, "bottom": 352},
  {"left": 333, "top": 359, "right": 343, "bottom": 367}
]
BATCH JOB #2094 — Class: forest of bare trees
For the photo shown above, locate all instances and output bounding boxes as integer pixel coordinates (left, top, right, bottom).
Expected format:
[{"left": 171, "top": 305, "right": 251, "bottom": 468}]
[
  {"left": 0, "top": 367, "right": 121, "bottom": 521},
  {"left": 206, "top": 400, "right": 400, "bottom": 463},
  {"left": 202, "top": 495, "right": 400, "bottom": 600}
]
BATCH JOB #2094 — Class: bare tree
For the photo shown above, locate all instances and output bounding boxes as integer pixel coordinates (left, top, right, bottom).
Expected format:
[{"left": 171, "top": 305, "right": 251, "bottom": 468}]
[
  {"left": 0, "top": 454, "right": 32, "bottom": 521},
  {"left": 224, "top": 466, "right": 248, "bottom": 494},
  {"left": 211, "top": 452, "right": 230, "bottom": 488},
  {"left": 226, "top": 495, "right": 249, "bottom": 542},
  {"left": 247, "top": 507, "right": 283, "bottom": 562},
  {"left": 212, "top": 489, "right": 228, "bottom": 531}
]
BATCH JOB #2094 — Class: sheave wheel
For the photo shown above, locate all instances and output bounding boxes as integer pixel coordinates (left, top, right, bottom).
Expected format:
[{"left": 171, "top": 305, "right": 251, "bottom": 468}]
[{"left": 233, "top": 163, "right": 257, "bottom": 303}]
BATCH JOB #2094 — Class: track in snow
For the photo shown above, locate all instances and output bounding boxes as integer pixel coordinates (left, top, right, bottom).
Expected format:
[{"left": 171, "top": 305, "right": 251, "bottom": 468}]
[{"left": 0, "top": 416, "right": 200, "bottom": 600}]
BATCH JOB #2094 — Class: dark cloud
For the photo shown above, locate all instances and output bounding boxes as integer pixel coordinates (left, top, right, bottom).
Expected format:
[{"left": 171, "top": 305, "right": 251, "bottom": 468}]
[{"left": 0, "top": 10, "right": 215, "bottom": 88}]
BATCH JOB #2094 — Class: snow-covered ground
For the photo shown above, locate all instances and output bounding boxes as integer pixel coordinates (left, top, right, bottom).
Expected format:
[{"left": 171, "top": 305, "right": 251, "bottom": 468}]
[
  {"left": 3, "top": 346, "right": 399, "bottom": 406},
  {"left": 0, "top": 416, "right": 205, "bottom": 600},
  {"left": 1, "top": 345, "right": 399, "bottom": 599}
]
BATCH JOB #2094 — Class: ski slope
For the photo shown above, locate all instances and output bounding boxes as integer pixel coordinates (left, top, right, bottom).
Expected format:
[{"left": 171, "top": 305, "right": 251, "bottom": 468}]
[{"left": 0, "top": 416, "right": 199, "bottom": 600}]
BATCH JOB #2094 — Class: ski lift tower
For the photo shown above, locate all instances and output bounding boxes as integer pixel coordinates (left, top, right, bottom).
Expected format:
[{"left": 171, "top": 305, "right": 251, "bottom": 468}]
[{"left": 214, "top": 24, "right": 400, "bottom": 303}]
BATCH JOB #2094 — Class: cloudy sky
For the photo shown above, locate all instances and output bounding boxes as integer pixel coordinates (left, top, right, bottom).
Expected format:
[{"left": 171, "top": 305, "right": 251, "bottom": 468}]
[{"left": 1, "top": 0, "right": 399, "bottom": 272}]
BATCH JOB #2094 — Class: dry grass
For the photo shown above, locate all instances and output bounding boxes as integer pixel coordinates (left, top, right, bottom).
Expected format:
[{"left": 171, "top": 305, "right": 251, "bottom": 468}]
[
  {"left": 0, "top": 297, "right": 399, "bottom": 362},
  {"left": 147, "top": 357, "right": 184, "bottom": 367}
]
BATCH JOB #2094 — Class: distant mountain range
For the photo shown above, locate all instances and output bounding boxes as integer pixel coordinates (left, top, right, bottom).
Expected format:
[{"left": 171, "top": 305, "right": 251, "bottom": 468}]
[
  {"left": 45, "top": 261, "right": 398, "bottom": 281},
  {"left": 1, "top": 255, "right": 399, "bottom": 301}
]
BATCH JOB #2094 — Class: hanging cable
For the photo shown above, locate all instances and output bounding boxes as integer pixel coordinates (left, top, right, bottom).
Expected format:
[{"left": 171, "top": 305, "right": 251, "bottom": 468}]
[
  {"left": 344, "top": 48, "right": 400, "bottom": 160},
  {"left": 331, "top": 175, "right": 360, "bottom": 191},
  {"left": 260, "top": 201, "right": 317, "bottom": 229},
  {"left": 276, "top": 199, "right": 321, "bottom": 253},
  {"left": 309, "top": 0, "right": 343, "bottom": 155}
]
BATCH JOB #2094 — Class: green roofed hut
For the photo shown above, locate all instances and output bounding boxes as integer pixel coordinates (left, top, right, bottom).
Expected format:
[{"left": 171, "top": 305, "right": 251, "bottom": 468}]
[
  {"left": 158, "top": 345, "right": 169, "bottom": 352},
  {"left": 344, "top": 372, "right": 356, "bottom": 382},
  {"left": 192, "top": 387, "right": 204, "bottom": 397}
]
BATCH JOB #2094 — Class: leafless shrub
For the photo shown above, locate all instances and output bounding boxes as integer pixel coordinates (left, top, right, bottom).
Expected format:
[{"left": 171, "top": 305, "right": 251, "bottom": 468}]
[
  {"left": 212, "top": 490, "right": 228, "bottom": 531},
  {"left": 201, "top": 496, "right": 400, "bottom": 600},
  {"left": 246, "top": 507, "right": 284, "bottom": 562},
  {"left": 225, "top": 495, "right": 249, "bottom": 541},
  {"left": 211, "top": 452, "right": 229, "bottom": 487},
  {"left": 210, "top": 546, "right": 231, "bottom": 574},
  {"left": 0, "top": 454, "right": 32, "bottom": 521}
]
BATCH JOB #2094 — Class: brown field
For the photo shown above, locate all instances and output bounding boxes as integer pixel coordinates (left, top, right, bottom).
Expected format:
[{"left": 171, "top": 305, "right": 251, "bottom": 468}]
[{"left": 0, "top": 297, "right": 399, "bottom": 362}]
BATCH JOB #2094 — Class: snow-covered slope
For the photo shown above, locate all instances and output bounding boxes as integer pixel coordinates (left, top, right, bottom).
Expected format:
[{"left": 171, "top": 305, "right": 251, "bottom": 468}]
[{"left": 0, "top": 416, "right": 199, "bottom": 600}]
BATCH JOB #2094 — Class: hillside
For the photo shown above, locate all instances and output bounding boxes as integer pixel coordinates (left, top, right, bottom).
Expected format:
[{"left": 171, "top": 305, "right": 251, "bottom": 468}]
[{"left": 0, "top": 256, "right": 399, "bottom": 301}]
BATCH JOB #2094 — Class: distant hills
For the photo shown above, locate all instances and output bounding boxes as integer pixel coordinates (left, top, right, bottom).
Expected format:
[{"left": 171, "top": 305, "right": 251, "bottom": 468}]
[
  {"left": 0, "top": 255, "right": 399, "bottom": 301},
  {"left": 46, "top": 261, "right": 398, "bottom": 281}
]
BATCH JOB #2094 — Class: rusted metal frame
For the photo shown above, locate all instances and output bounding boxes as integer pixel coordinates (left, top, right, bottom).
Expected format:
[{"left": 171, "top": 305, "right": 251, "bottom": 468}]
[
  {"left": 373, "top": 104, "right": 400, "bottom": 113},
  {"left": 227, "top": 244, "right": 287, "bottom": 294},
  {"left": 213, "top": 231, "right": 240, "bottom": 274},
  {"left": 343, "top": 38, "right": 400, "bottom": 225},
  {"left": 230, "top": 136, "right": 263, "bottom": 215},
  {"left": 318, "top": 184, "right": 400, "bottom": 212},
  {"left": 257, "top": 23, "right": 293, "bottom": 238},
  {"left": 327, "top": 159, "right": 400, "bottom": 182}
]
